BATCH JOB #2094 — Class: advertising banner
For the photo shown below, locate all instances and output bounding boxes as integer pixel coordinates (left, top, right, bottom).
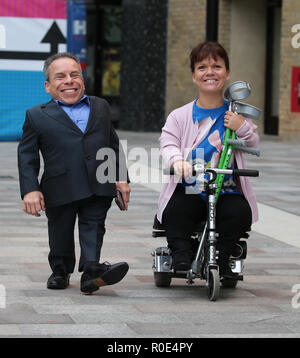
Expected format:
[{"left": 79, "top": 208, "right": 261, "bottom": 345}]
[
  {"left": 67, "top": 0, "right": 86, "bottom": 71},
  {"left": 0, "top": 0, "right": 67, "bottom": 140}
]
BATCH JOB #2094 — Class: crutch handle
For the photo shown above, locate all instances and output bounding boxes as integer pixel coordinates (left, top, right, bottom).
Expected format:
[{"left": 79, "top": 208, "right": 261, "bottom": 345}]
[
  {"left": 227, "top": 139, "right": 247, "bottom": 147},
  {"left": 237, "top": 146, "right": 260, "bottom": 157}
]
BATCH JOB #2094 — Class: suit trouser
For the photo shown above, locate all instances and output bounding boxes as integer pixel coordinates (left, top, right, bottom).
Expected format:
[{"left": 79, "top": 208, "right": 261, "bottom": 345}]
[{"left": 45, "top": 195, "right": 112, "bottom": 273}]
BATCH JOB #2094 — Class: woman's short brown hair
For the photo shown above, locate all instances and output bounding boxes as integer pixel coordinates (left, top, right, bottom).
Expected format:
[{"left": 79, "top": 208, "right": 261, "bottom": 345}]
[{"left": 190, "top": 41, "right": 229, "bottom": 72}]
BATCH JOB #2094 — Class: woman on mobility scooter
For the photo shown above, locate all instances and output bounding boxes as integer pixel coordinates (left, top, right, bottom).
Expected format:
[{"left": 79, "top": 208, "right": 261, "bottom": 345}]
[{"left": 157, "top": 41, "right": 259, "bottom": 279}]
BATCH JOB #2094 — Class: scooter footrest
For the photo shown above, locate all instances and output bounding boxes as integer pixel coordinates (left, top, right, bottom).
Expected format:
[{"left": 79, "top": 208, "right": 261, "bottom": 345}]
[{"left": 173, "top": 272, "right": 188, "bottom": 279}]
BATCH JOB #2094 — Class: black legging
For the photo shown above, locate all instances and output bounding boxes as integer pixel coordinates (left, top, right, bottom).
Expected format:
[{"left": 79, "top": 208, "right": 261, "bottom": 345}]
[{"left": 162, "top": 185, "right": 252, "bottom": 254}]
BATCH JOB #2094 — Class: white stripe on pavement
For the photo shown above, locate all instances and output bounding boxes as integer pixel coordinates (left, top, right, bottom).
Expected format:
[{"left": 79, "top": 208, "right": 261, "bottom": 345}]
[
  {"left": 252, "top": 203, "right": 300, "bottom": 249},
  {"left": 128, "top": 163, "right": 300, "bottom": 249}
]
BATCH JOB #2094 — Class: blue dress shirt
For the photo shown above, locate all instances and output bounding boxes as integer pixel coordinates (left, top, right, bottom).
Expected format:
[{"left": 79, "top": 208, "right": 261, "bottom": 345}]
[{"left": 54, "top": 95, "right": 90, "bottom": 133}]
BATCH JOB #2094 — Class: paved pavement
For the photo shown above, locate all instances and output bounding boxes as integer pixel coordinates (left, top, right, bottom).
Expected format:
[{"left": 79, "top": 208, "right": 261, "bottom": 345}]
[{"left": 0, "top": 131, "right": 300, "bottom": 338}]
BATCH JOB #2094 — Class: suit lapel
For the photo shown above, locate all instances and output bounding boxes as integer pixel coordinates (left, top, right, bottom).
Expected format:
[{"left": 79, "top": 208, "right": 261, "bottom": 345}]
[
  {"left": 42, "top": 100, "right": 83, "bottom": 135},
  {"left": 84, "top": 96, "right": 107, "bottom": 134},
  {"left": 84, "top": 96, "right": 96, "bottom": 134},
  {"left": 42, "top": 96, "right": 104, "bottom": 135}
]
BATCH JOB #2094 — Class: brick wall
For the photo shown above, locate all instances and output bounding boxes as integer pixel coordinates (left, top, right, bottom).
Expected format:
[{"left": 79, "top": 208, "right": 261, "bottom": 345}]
[
  {"left": 279, "top": 0, "right": 300, "bottom": 141},
  {"left": 165, "top": 0, "right": 206, "bottom": 118},
  {"left": 218, "top": 0, "right": 231, "bottom": 54}
]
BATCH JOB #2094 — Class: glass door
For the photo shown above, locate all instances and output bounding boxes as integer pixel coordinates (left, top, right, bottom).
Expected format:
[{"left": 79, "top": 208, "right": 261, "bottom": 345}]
[{"left": 86, "top": 0, "right": 122, "bottom": 126}]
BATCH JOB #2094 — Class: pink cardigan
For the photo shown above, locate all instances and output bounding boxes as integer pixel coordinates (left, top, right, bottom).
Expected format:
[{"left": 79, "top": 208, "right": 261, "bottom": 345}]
[{"left": 157, "top": 101, "right": 259, "bottom": 223}]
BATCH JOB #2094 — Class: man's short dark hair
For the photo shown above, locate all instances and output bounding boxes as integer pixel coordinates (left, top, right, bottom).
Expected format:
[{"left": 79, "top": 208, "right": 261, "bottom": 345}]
[{"left": 43, "top": 52, "right": 81, "bottom": 81}]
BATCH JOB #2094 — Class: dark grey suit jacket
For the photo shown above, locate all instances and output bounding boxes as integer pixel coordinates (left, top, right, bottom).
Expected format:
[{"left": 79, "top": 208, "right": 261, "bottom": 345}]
[{"left": 18, "top": 96, "right": 127, "bottom": 208}]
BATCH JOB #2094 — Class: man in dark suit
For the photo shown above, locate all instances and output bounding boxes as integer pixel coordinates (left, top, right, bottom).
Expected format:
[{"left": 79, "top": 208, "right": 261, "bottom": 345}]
[{"left": 17, "top": 52, "right": 130, "bottom": 294}]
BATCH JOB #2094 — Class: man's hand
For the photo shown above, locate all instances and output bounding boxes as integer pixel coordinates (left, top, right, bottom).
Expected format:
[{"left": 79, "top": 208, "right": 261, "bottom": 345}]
[
  {"left": 173, "top": 160, "right": 193, "bottom": 178},
  {"left": 116, "top": 182, "right": 131, "bottom": 210},
  {"left": 23, "top": 191, "right": 45, "bottom": 217}
]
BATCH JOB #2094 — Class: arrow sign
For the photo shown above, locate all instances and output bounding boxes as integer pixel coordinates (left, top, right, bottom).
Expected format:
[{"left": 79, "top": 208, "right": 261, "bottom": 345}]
[
  {"left": 41, "top": 21, "right": 66, "bottom": 55},
  {"left": 0, "top": 21, "right": 66, "bottom": 60}
]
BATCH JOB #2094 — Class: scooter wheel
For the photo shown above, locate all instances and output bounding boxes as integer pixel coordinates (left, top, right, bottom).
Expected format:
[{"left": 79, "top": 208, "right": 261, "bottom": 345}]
[
  {"left": 154, "top": 272, "right": 172, "bottom": 287},
  {"left": 207, "top": 269, "right": 220, "bottom": 301}
]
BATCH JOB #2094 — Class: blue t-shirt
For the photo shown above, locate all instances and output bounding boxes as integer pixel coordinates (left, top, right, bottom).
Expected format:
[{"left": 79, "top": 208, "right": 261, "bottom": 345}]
[{"left": 182, "top": 99, "right": 238, "bottom": 198}]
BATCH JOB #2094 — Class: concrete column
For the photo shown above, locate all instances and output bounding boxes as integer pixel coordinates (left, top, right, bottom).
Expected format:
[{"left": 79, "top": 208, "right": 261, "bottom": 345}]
[{"left": 229, "top": 0, "right": 267, "bottom": 135}]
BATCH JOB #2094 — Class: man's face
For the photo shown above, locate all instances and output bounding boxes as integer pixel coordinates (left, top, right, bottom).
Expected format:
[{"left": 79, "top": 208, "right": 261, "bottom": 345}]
[
  {"left": 192, "top": 56, "right": 230, "bottom": 94},
  {"left": 44, "top": 57, "right": 85, "bottom": 105}
]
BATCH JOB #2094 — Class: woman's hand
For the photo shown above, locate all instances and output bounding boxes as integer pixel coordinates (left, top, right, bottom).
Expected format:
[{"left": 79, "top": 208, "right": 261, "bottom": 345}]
[
  {"left": 173, "top": 160, "right": 193, "bottom": 178},
  {"left": 224, "top": 111, "right": 245, "bottom": 131}
]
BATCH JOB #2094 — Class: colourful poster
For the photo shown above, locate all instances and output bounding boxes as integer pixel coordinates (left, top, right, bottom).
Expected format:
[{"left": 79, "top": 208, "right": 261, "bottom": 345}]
[
  {"left": 0, "top": 0, "right": 67, "bottom": 140},
  {"left": 67, "top": 0, "right": 86, "bottom": 71},
  {"left": 102, "top": 60, "right": 121, "bottom": 96}
]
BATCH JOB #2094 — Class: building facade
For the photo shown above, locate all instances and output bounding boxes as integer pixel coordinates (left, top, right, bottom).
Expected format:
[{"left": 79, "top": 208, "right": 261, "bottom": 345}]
[
  {"left": 101, "top": 0, "right": 300, "bottom": 141},
  {"left": 1, "top": 0, "right": 300, "bottom": 141},
  {"left": 165, "top": 0, "right": 300, "bottom": 141},
  {"left": 120, "top": 0, "right": 300, "bottom": 141}
]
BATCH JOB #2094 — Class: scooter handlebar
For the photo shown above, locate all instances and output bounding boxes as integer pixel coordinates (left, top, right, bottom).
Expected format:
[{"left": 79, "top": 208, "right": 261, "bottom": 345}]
[
  {"left": 163, "top": 168, "right": 197, "bottom": 176},
  {"left": 232, "top": 169, "right": 259, "bottom": 177},
  {"left": 163, "top": 167, "right": 259, "bottom": 177}
]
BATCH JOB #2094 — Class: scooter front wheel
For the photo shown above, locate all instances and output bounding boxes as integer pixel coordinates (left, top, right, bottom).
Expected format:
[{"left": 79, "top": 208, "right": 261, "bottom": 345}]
[{"left": 206, "top": 269, "right": 220, "bottom": 301}]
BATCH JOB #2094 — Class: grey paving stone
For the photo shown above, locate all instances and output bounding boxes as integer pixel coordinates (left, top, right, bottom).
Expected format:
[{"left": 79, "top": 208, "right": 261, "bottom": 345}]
[
  {"left": 0, "top": 312, "right": 74, "bottom": 324},
  {"left": 70, "top": 312, "right": 181, "bottom": 324},
  {"left": 31, "top": 303, "right": 141, "bottom": 315},
  {"left": 0, "top": 325, "right": 22, "bottom": 336},
  {"left": 18, "top": 323, "right": 135, "bottom": 337},
  {"left": 127, "top": 322, "right": 294, "bottom": 336},
  {"left": 191, "top": 333, "right": 300, "bottom": 338}
]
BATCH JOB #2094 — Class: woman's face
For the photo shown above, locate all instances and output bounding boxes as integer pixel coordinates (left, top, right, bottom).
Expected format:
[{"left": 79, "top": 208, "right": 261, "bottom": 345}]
[{"left": 192, "top": 55, "right": 230, "bottom": 95}]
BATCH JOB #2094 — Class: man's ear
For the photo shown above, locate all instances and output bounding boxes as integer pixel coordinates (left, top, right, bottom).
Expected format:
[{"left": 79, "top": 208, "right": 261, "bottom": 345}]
[{"left": 44, "top": 81, "right": 50, "bottom": 94}]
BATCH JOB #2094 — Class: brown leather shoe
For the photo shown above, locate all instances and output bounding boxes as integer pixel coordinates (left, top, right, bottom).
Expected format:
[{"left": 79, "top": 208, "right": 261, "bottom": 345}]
[{"left": 80, "top": 262, "right": 129, "bottom": 294}]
